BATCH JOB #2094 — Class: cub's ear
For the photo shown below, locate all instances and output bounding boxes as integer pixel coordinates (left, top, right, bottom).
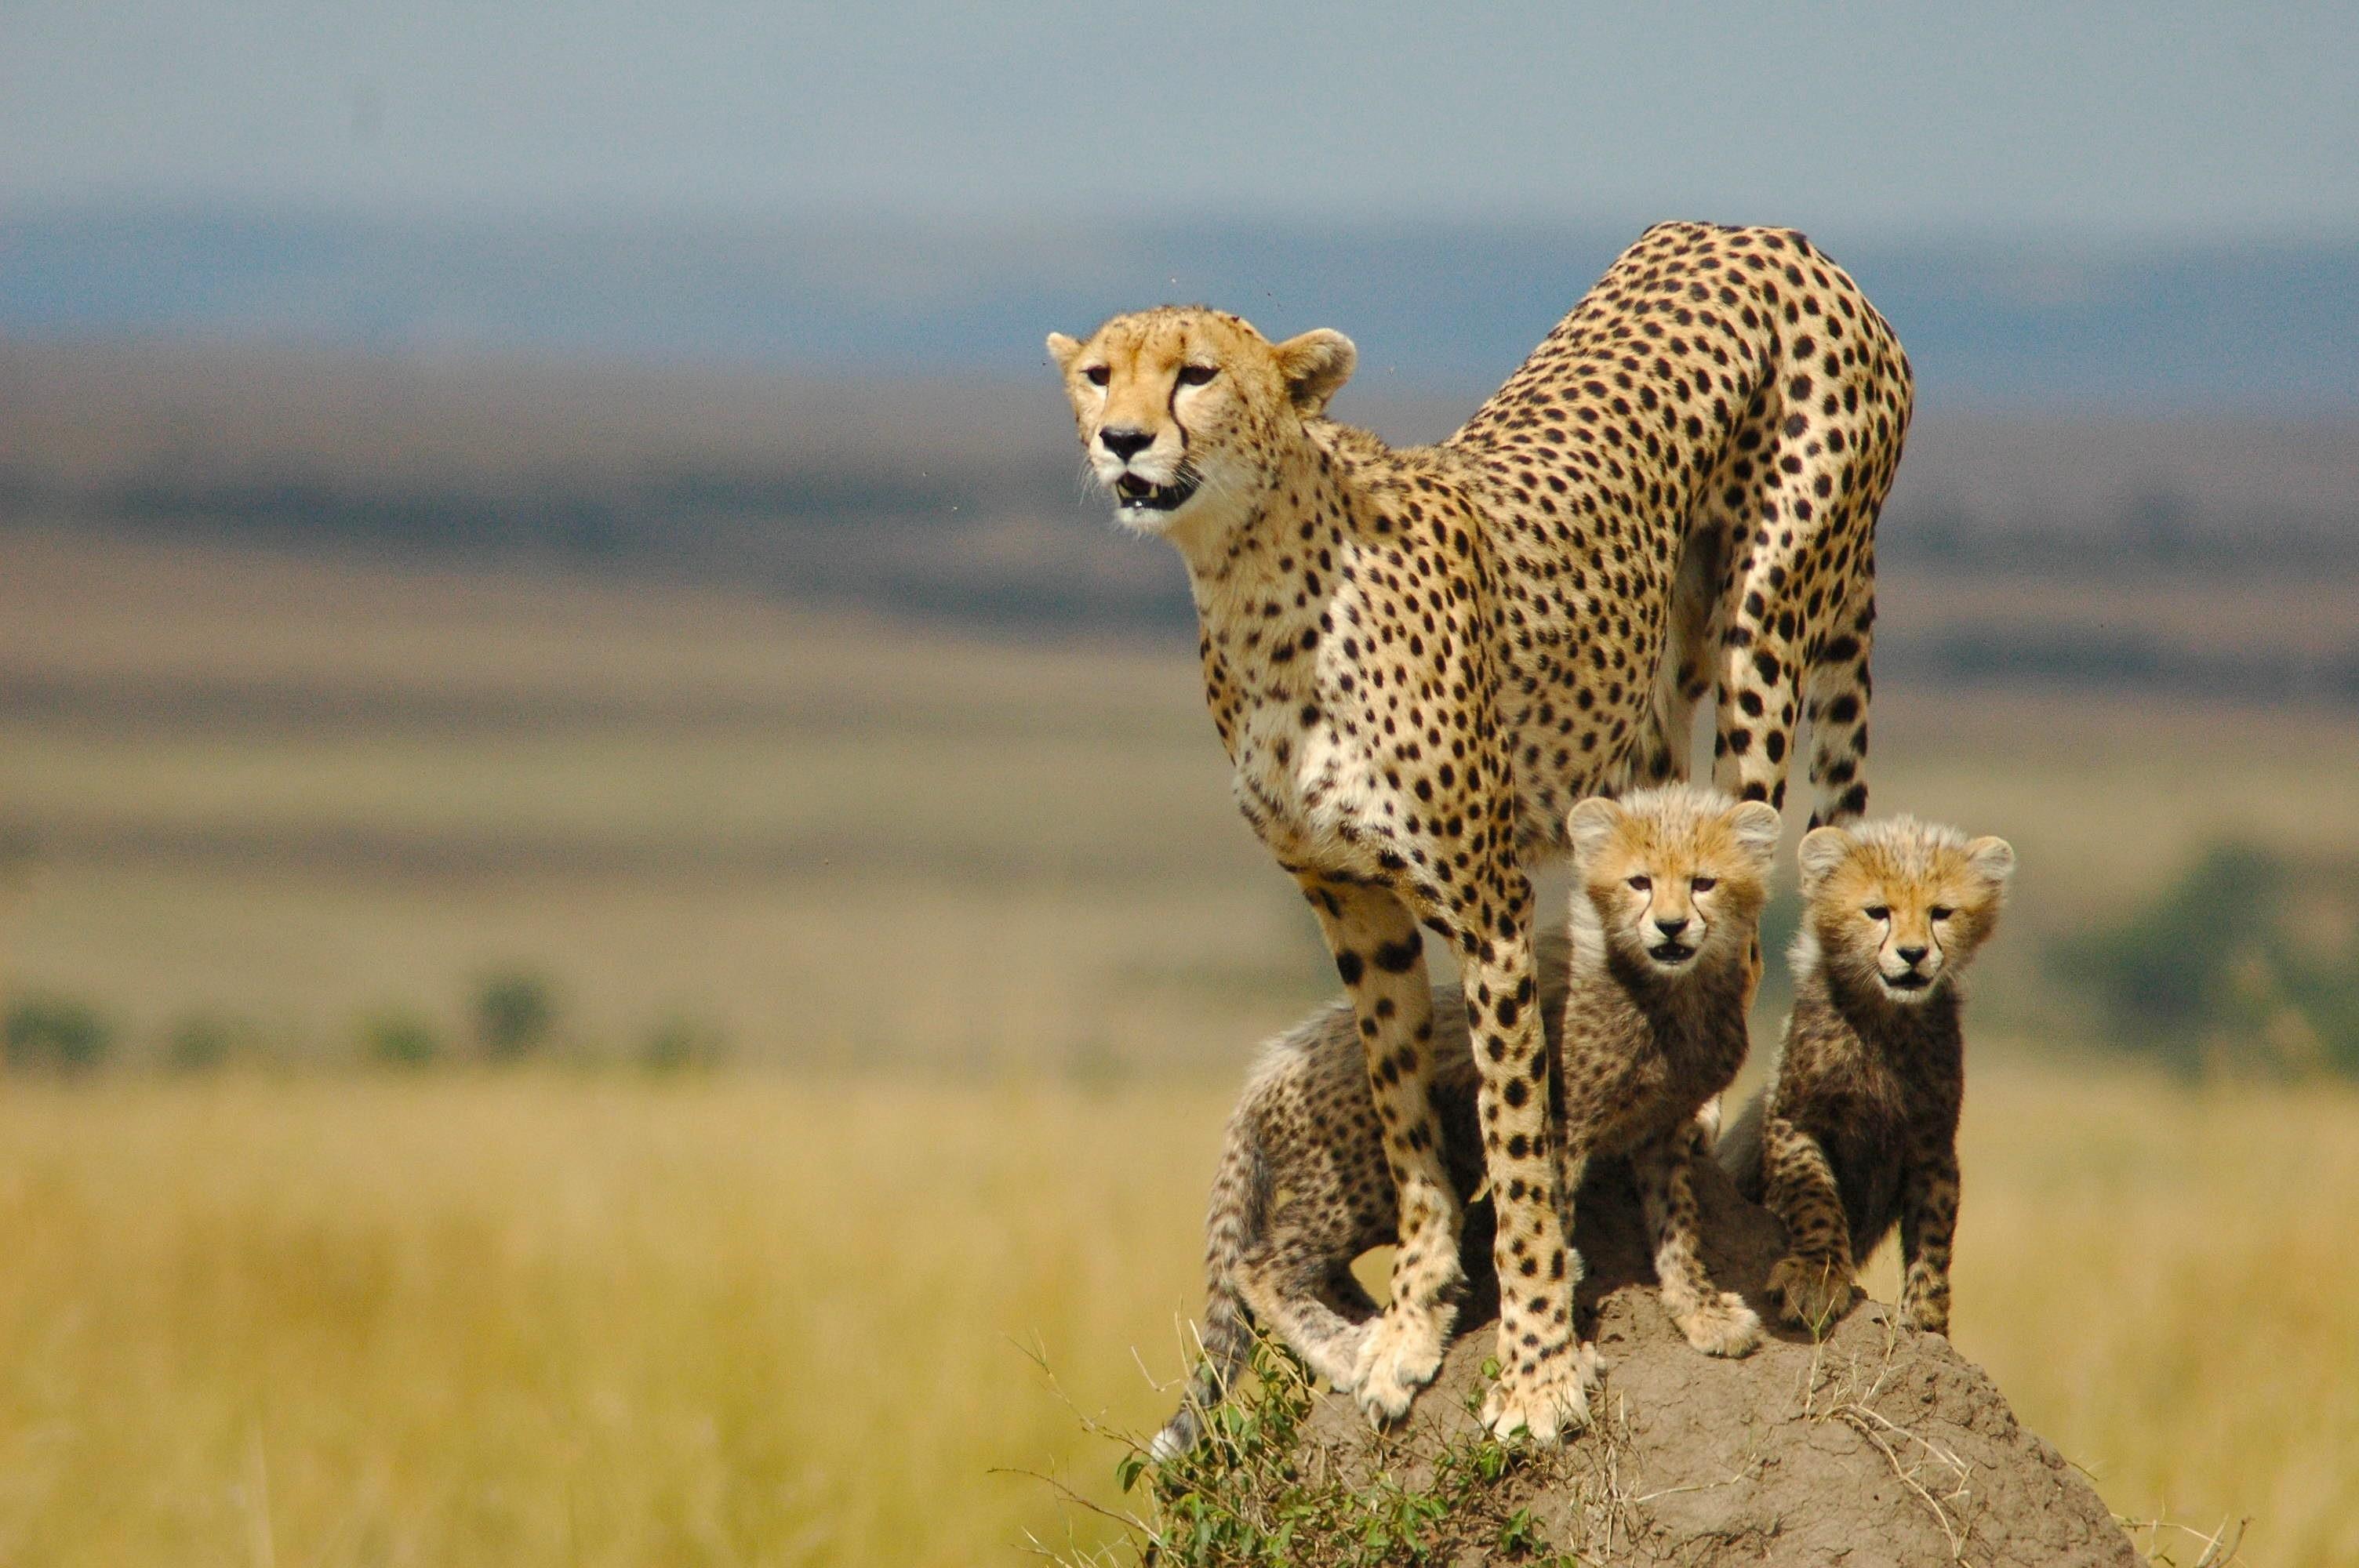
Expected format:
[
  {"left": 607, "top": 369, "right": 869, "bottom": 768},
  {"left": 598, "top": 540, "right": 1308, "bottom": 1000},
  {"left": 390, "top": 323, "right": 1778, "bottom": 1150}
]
[
  {"left": 1966, "top": 835, "right": 2016, "bottom": 887},
  {"left": 1274, "top": 328, "right": 1357, "bottom": 412},
  {"left": 1045, "top": 332, "right": 1081, "bottom": 372},
  {"left": 1567, "top": 796, "right": 1623, "bottom": 862},
  {"left": 1795, "top": 825, "right": 1853, "bottom": 891},
  {"left": 1727, "top": 800, "right": 1783, "bottom": 867}
]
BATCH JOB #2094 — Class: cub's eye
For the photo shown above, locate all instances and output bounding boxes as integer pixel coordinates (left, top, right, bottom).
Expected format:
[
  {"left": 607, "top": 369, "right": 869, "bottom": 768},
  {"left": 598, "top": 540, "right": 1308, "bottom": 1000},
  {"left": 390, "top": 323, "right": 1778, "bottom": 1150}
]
[
  {"left": 1627, "top": 875, "right": 1652, "bottom": 892},
  {"left": 1864, "top": 904, "right": 1891, "bottom": 920},
  {"left": 1083, "top": 365, "right": 1110, "bottom": 387},
  {"left": 1691, "top": 876, "right": 1717, "bottom": 893},
  {"left": 1176, "top": 364, "right": 1219, "bottom": 387},
  {"left": 1930, "top": 905, "right": 1955, "bottom": 921}
]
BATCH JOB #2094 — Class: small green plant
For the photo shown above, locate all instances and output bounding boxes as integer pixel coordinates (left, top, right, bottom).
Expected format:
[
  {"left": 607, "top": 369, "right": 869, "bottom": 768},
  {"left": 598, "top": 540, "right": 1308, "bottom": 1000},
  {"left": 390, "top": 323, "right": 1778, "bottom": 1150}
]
[
  {"left": 473, "top": 971, "right": 558, "bottom": 1062},
  {"left": 362, "top": 1008, "right": 441, "bottom": 1069},
  {"left": 641, "top": 1012, "right": 729, "bottom": 1074},
  {"left": 1052, "top": 1338, "right": 1574, "bottom": 1568},
  {"left": 2, "top": 993, "right": 114, "bottom": 1073}
]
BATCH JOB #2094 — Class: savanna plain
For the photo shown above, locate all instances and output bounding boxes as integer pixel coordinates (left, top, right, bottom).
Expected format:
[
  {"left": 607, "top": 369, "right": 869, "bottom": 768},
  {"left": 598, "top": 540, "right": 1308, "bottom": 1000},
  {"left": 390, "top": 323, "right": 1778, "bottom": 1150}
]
[{"left": 2, "top": 525, "right": 2355, "bottom": 1566}]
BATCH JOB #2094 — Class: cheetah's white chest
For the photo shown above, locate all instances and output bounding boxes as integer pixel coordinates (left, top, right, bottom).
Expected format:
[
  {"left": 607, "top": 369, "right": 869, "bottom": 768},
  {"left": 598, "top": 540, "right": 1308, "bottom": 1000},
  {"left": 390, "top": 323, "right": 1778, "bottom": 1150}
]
[{"left": 1230, "top": 708, "right": 1394, "bottom": 878}]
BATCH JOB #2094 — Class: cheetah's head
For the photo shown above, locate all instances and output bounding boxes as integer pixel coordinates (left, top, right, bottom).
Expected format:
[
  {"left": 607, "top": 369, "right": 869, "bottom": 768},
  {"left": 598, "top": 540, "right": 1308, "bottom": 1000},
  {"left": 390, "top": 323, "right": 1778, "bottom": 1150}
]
[
  {"left": 1046, "top": 307, "right": 1355, "bottom": 538},
  {"left": 1567, "top": 785, "right": 1781, "bottom": 980},
  {"left": 1796, "top": 817, "right": 2015, "bottom": 1005}
]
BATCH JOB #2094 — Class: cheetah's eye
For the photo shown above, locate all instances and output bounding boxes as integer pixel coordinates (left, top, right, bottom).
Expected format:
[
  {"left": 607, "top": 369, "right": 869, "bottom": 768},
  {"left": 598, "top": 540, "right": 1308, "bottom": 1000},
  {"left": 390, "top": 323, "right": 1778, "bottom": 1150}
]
[
  {"left": 1083, "top": 365, "right": 1110, "bottom": 387},
  {"left": 1627, "top": 875, "right": 1652, "bottom": 892},
  {"left": 1930, "top": 906, "right": 1955, "bottom": 921},
  {"left": 1864, "top": 904, "right": 1890, "bottom": 920},
  {"left": 1691, "top": 876, "right": 1717, "bottom": 893},
  {"left": 1176, "top": 364, "right": 1219, "bottom": 387}
]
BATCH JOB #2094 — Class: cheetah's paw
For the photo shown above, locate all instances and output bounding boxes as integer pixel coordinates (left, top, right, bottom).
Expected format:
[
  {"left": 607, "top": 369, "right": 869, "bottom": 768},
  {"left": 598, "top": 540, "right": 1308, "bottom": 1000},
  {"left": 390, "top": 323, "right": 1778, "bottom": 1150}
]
[
  {"left": 1768, "top": 1253, "right": 1860, "bottom": 1336},
  {"left": 1899, "top": 1292, "right": 1950, "bottom": 1338},
  {"left": 1676, "top": 1290, "right": 1763, "bottom": 1357},
  {"left": 1479, "top": 1350, "right": 1594, "bottom": 1446},
  {"left": 1348, "top": 1307, "right": 1445, "bottom": 1423},
  {"left": 1300, "top": 1321, "right": 1374, "bottom": 1394}
]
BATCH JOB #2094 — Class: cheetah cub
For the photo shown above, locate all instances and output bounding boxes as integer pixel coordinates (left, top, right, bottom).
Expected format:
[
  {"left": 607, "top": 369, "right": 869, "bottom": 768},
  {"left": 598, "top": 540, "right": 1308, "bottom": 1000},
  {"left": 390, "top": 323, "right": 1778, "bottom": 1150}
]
[
  {"left": 1148, "top": 931, "right": 1583, "bottom": 1460},
  {"left": 1150, "top": 786, "right": 1775, "bottom": 1457},
  {"left": 1550, "top": 784, "right": 1779, "bottom": 1363},
  {"left": 1720, "top": 816, "right": 2015, "bottom": 1337}
]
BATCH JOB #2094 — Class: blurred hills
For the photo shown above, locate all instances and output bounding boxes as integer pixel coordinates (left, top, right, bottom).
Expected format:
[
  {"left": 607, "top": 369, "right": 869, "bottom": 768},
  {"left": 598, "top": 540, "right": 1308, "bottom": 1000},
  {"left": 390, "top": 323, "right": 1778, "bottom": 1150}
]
[
  {"left": 3, "top": 205, "right": 2356, "bottom": 704},
  {"left": 7, "top": 205, "right": 2358, "bottom": 409}
]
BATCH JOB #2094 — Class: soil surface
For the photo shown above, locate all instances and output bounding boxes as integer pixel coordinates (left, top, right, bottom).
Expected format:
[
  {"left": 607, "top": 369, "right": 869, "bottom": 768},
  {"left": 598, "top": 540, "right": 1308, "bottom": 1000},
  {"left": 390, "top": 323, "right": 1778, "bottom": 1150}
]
[{"left": 1301, "top": 1156, "right": 2141, "bottom": 1566}]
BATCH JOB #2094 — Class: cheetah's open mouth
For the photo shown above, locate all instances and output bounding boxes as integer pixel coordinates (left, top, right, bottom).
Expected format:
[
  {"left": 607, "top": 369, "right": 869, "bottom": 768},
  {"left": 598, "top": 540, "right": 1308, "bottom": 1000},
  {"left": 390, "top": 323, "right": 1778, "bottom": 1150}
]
[
  {"left": 1648, "top": 940, "right": 1697, "bottom": 964},
  {"left": 1114, "top": 470, "right": 1200, "bottom": 513},
  {"left": 1884, "top": 970, "right": 1932, "bottom": 992}
]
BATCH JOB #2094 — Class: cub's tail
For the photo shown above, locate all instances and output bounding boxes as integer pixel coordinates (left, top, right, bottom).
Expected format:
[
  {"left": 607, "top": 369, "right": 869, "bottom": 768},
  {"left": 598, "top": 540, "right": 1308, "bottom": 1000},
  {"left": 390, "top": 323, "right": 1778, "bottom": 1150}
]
[
  {"left": 1149, "top": 1098, "right": 1273, "bottom": 1461},
  {"left": 1715, "top": 1086, "right": 1768, "bottom": 1205}
]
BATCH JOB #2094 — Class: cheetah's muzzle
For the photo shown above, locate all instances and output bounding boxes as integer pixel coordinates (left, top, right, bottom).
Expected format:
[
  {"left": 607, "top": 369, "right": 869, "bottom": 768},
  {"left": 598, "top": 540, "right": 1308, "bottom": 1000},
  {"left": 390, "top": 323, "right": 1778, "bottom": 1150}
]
[{"left": 1114, "top": 470, "right": 1200, "bottom": 512}]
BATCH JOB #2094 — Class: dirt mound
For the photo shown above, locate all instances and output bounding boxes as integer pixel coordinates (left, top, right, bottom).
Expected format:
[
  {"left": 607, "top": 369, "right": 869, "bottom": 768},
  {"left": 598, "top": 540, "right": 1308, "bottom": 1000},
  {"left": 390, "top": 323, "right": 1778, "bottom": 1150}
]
[{"left": 1299, "top": 1156, "right": 2139, "bottom": 1566}]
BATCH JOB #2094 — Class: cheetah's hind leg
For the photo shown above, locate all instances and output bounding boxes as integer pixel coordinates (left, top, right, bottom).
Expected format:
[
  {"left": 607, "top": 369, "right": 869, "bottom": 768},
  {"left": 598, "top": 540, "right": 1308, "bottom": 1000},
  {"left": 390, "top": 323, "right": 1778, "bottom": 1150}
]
[{"left": 1235, "top": 1247, "right": 1376, "bottom": 1393}]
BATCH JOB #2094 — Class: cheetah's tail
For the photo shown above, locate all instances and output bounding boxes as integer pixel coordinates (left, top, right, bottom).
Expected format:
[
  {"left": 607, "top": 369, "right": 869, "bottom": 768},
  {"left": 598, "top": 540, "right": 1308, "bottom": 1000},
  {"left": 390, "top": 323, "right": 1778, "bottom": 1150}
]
[
  {"left": 1149, "top": 1101, "right": 1272, "bottom": 1462},
  {"left": 1714, "top": 1086, "right": 1768, "bottom": 1205}
]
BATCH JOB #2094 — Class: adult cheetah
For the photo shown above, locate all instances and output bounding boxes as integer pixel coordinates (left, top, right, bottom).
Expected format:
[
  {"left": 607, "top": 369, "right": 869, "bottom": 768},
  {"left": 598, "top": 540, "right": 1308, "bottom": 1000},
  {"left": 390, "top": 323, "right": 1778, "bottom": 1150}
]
[{"left": 1049, "top": 221, "right": 1911, "bottom": 1442}]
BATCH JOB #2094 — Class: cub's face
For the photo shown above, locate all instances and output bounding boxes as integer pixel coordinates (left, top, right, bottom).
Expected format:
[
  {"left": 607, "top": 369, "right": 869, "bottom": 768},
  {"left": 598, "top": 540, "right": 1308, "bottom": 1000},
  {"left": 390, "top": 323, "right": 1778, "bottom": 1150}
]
[
  {"left": 1798, "top": 822, "right": 2016, "bottom": 1004},
  {"left": 1045, "top": 309, "right": 1354, "bottom": 537},
  {"left": 1568, "top": 788, "right": 1781, "bottom": 979}
]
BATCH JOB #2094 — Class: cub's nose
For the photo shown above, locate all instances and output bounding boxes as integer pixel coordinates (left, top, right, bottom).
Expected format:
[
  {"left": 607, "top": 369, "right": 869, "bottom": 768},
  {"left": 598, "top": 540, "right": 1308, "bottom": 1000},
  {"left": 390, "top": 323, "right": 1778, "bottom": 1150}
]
[
  {"left": 1654, "top": 916, "right": 1690, "bottom": 938},
  {"left": 1100, "top": 426, "right": 1154, "bottom": 461},
  {"left": 1896, "top": 944, "right": 1929, "bottom": 965}
]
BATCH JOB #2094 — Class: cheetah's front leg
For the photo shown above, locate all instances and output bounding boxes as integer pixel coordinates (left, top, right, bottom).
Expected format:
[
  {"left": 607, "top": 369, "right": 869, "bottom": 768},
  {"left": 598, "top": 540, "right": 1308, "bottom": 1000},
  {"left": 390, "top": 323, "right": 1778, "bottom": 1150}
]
[
  {"left": 1898, "top": 1135, "right": 1961, "bottom": 1336},
  {"left": 1453, "top": 876, "right": 1591, "bottom": 1444},
  {"left": 1634, "top": 1129, "right": 1761, "bottom": 1356},
  {"left": 1300, "top": 880, "right": 1460, "bottom": 1418},
  {"left": 1760, "top": 1112, "right": 1862, "bottom": 1334}
]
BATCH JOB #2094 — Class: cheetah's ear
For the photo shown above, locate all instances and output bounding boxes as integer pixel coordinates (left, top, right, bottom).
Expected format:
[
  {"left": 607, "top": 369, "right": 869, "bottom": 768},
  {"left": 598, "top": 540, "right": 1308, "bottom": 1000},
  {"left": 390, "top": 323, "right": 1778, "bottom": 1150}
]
[
  {"left": 1045, "top": 332, "right": 1082, "bottom": 372},
  {"left": 1795, "top": 825, "right": 1853, "bottom": 891},
  {"left": 1965, "top": 835, "right": 2016, "bottom": 888},
  {"left": 1274, "top": 329, "right": 1357, "bottom": 413},
  {"left": 1727, "top": 800, "right": 1783, "bottom": 869},
  {"left": 1566, "top": 796, "right": 1623, "bottom": 862}
]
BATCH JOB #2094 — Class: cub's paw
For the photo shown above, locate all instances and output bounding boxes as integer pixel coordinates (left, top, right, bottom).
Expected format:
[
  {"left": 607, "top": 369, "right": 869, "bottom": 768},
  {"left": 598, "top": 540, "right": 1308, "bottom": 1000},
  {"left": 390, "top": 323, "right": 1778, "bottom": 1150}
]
[
  {"left": 1349, "top": 1308, "right": 1445, "bottom": 1423},
  {"left": 1677, "top": 1290, "right": 1764, "bottom": 1357},
  {"left": 1899, "top": 1292, "right": 1951, "bottom": 1338},
  {"left": 1479, "top": 1349, "right": 1594, "bottom": 1446},
  {"left": 1572, "top": 1338, "right": 1608, "bottom": 1395},
  {"left": 1768, "top": 1253, "right": 1861, "bottom": 1336},
  {"left": 1301, "top": 1321, "right": 1374, "bottom": 1395}
]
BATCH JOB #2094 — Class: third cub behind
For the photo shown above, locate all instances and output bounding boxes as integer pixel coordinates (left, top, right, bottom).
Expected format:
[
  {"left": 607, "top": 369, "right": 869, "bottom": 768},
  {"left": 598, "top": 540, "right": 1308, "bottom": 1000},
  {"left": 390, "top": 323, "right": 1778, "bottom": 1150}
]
[{"left": 1721, "top": 815, "right": 2015, "bottom": 1335}]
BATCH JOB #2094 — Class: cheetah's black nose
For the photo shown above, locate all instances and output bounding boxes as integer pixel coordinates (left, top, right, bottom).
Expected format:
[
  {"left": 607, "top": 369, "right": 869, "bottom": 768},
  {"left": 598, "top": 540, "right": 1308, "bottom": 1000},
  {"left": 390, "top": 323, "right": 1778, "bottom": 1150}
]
[
  {"left": 1896, "top": 944, "right": 1928, "bottom": 964},
  {"left": 1100, "top": 426, "right": 1154, "bottom": 461},
  {"left": 1654, "top": 916, "right": 1689, "bottom": 938}
]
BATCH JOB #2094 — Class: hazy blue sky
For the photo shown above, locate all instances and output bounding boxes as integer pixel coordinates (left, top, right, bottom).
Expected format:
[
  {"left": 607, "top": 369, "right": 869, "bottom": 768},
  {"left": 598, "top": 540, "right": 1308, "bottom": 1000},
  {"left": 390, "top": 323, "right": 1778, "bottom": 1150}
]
[{"left": 8, "top": 1, "right": 2356, "bottom": 238}]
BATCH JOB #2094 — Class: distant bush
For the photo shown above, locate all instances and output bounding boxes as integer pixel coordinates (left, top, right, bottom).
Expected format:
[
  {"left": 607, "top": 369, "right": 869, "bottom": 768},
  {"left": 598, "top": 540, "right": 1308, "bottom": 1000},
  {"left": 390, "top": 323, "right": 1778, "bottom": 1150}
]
[
  {"left": 2055, "top": 840, "right": 2359, "bottom": 1076},
  {"left": 473, "top": 971, "right": 558, "bottom": 1062},
  {"left": 2, "top": 993, "right": 114, "bottom": 1073},
  {"left": 641, "top": 1013, "right": 729, "bottom": 1074},
  {"left": 362, "top": 1008, "right": 442, "bottom": 1069}
]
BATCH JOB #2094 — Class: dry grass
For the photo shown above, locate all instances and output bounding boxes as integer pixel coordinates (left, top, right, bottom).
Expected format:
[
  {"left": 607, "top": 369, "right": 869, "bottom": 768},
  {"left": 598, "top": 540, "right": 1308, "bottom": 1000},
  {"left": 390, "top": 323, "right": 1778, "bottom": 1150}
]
[
  {"left": 0, "top": 1063, "right": 2349, "bottom": 1566},
  {"left": 1940, "top": 1064, "right": 2359, "bottom": 1566},
  {"left": 0, "top": 1076, "right": 1229, "bottom": 1567}
]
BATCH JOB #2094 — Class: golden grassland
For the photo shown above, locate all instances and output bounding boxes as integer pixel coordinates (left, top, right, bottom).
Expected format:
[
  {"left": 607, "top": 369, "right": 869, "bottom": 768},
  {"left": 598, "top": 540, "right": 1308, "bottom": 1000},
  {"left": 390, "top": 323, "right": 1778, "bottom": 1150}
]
[
  {"left": 2, "top": 523, "right": 2358, "bottom": 1562},
  {"left": 0, "top": 1065, "right": 2352, "bottom": 1566}
]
